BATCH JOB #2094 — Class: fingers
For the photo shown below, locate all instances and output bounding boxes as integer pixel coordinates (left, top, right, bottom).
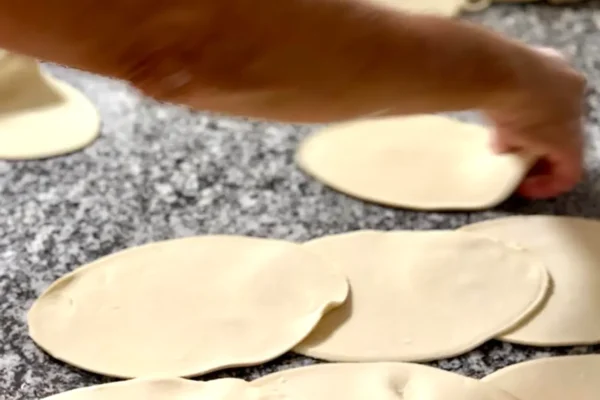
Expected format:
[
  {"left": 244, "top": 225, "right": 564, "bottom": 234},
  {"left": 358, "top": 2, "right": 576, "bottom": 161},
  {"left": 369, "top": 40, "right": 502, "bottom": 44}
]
[
  {"left": 487, "top": 45, "right": 585, "bottom": 199},
  {"left": 518, "top": 143, "right": 583, "bottom": 199}
]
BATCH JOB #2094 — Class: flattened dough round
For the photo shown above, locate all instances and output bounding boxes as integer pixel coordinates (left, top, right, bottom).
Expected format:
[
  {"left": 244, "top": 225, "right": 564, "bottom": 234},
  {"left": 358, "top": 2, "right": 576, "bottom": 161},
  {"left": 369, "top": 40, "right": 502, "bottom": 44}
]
[
  {"left": 0, "top": 51, "right": 100, "bottom": 160},
  {"left": 483, "top": 355, "right": 600, "bottom": 400},
  {"left": 293, "top": 230, "right": 548, "bottom": 362},
  {"left": 254, "top": 362, "right": 520, "bottom": 400},
  {"left": 297, "top": 116, "right": 532, "bottom": 211},
  {"left": 28, "top": 236, "right": 348, "bottom": 378},
  {"left": 44, "top": 378, "right": 271, "bottom": 400},
  {"left": 368, "top": 0, "right": 469, "bottom": 16},
  {"left": 461, "top": 216, "right": 600, "bottom": 345}
]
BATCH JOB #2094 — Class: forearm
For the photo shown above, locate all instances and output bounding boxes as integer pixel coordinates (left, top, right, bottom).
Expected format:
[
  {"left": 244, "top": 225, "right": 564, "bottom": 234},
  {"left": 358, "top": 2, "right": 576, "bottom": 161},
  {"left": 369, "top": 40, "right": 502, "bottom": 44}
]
[{"left": 0, "top": 0, "right": 546, "bottom": 122}]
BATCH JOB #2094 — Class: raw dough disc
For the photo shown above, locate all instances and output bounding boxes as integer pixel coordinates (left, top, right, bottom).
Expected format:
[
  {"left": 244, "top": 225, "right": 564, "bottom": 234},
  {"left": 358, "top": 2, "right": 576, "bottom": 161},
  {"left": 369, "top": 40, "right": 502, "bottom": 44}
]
[
  {"left": 483, "top": 355, "right": 600, "bottom": 400},
  {"left": 461, "top": 0, "right": 492, "bottom": 12},
  {"left": 253, "top": 362, "right": 520, "bottom": 400},
  {"left": 461, "top": 216, "right": 600, "bottom": 345},
  {"left": 0, "top": 51, "right": 100, "bottom": 160},
  {"left": 44, "top": 378, "right": 273, "bottom": 400},
  {"left": 296, "top": 116, "right": 532, "bottom": 211},
  {"left": 293, "top": 230, "right": 549, "bottom": 362},
  {"left": 368, "top": 0, "right": 469, "bottom": 16},
  {"left": 28, "top": 236, "right": 349, "bottom": 378}
]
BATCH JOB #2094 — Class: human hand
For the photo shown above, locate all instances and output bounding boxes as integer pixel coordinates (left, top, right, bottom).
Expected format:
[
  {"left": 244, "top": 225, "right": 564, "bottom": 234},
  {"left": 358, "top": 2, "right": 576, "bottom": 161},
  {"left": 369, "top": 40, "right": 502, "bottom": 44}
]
[{"left": 486, "top": 47, "right": 586, "bottom": 199}]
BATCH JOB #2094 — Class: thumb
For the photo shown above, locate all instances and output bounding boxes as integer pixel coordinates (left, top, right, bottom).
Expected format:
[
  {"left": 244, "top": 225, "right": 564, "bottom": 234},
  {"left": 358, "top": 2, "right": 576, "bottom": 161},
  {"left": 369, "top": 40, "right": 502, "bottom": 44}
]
[{"left": 489, "top": 129, "right": 519, "bottom": 154}]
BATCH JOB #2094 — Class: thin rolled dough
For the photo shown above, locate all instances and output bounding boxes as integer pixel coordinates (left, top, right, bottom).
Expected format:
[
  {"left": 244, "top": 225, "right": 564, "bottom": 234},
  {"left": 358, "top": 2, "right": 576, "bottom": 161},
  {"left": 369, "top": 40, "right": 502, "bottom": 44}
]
[
  {"left": 293, "top": 230, "right": 549, "bottom": 362},
  {"left": 254, "top": 362, "right": 520, "bottom": 400},
  {"left": 461, "top": 216, "right": 600, "bottom": 345},
  {"left": 483, "top": 355, "right": 600, "bottom": 400},
  {"left": 0, "top": 50, "right": 100, "bottom": 160},
  {"left": 28, "top": 236, "right": 348, "bottom": 378},
  {"left": 367, "top": 0, "right": 470, "bottom": 16},
  {"left": 296, "top": 116, "right": 532, "bottom": 211},
  {"left": 44, "top": 378, "right": 275, "bottom": 400}
]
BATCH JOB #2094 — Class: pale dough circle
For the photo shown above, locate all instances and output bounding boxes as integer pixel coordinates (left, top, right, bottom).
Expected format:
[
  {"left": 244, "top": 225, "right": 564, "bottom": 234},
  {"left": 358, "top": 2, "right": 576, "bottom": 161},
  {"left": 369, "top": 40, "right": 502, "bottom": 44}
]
[
  {"left": 293, "top": 230, "right": 549, "bottom": 362},
  {"left": 367, "top": 0, "right": 471, "bottom": 16},
  {"left": 296, "top": 116, "right": 532, "bottom": 211},
  {"left": 254, "top": 362, "right": 520, "bottom": 400},
  {"left": 28, "top": 236, "right": 349, "bottom": 378},
  {"left": 0, "top": 51, "right": 100, "bottom": 160},
  {"left": 44, "top": 378, "right": 272, "bottom": 400},
  {"left": 461, "top": 0, "right": 492, "bottom": 12},
  {"left": 461, "top": 216, "right": 600, "bottom": 346},
  {"left": 483, "top": 355, "right": 600, "bottom": 400}
]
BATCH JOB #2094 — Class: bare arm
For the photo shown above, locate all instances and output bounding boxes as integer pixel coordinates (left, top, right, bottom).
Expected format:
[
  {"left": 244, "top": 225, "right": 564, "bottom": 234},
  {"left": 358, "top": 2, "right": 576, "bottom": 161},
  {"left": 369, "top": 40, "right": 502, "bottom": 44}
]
[
  {"left": 0, "top": 0, "right": 585, "bottom": 199},
  {"left": 0, "top": 0, "right": 549, "bottom": 122}
]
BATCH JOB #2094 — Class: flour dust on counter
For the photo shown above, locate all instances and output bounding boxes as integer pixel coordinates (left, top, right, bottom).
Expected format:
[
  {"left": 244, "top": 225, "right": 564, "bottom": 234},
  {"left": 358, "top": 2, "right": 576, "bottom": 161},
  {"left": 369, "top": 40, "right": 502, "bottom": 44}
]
[
  {"left": 28, "top": 236, "right": 348, "bottom": 378},
  {"left": 0, "top": 50, "right": 100, "bottom": 160},
  {"left": 294, "top": 230, "right": 549, "bottom": 362}
]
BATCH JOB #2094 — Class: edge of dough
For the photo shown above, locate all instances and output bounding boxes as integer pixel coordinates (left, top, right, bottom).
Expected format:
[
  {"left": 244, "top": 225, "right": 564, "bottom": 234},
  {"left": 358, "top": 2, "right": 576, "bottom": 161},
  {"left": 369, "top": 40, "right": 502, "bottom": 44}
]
[
  {"left": 296, "top": 115, "right": 534, "bottom": 211},
  {"left": 42, "top": 74, "right": 101, "bottom": 158},
  {"left": 294, "top": 229, "right": 550, "bottom": 362},
  {"left": 0, "top": 69, "right": 101, "bottom": 160},
  {"left": 28, "top": 235, "right": 350, "bottom": 378},
  {"left": 253, "top": 362, "right": 522, "bottom": 400},
  {"left": 43, "top": 378, "right": 196, "bottom": 400},
  {"left": 482, "top": 354, "right": 600, "bottom": 384},
  {"left": 460, "top": 215, "right": 600, "bottom": 346},
  {"left": 42, "top": 377, "right": 262, "bottom": 400}
]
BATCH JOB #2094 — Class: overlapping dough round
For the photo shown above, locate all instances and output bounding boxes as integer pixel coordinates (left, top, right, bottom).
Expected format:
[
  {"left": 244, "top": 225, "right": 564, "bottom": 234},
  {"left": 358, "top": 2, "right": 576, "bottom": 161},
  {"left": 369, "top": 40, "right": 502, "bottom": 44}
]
[
  {"left": 461, "top": 216, "right": 600, "bottom": 345},
  {"left": 296, "top": 116, "right": 531, "bottom": 211},
  {"left": 483, "top": 355, "right": 600, "bottom": 400},
  {"left": 254, "top": 362, "right": 520, "bottom": 400},
  {"left": 44, "top": 378, "right": 267, "bottom": 400},
  {"left": 0, "top": 51, "right": 100, "bottom": 160},
  {"left": 28, "top": 236, "right": 348, "bottom": 378},
  {"left": 293, "top": 230, "right": 549, "bottom": 362}
]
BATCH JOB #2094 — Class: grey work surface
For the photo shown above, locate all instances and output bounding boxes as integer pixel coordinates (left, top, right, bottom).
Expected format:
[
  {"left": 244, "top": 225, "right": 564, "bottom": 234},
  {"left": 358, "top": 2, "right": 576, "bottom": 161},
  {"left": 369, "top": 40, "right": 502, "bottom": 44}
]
[{"left": 2, "top": 3, "right": 600, "bottom": 400}]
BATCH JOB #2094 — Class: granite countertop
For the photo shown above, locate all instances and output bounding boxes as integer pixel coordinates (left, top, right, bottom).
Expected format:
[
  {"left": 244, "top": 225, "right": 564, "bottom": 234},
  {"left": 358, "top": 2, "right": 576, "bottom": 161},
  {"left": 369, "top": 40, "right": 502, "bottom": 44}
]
[{"left": 2, "top": 3, "right": 600, "bottom": 399}]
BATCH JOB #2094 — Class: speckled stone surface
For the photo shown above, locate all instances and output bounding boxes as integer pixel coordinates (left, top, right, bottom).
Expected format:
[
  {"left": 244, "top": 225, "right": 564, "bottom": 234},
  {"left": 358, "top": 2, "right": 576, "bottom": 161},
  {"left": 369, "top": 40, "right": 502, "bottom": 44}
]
[{"left": 2, "top": 3, "right": 600, "bottom": 400}]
